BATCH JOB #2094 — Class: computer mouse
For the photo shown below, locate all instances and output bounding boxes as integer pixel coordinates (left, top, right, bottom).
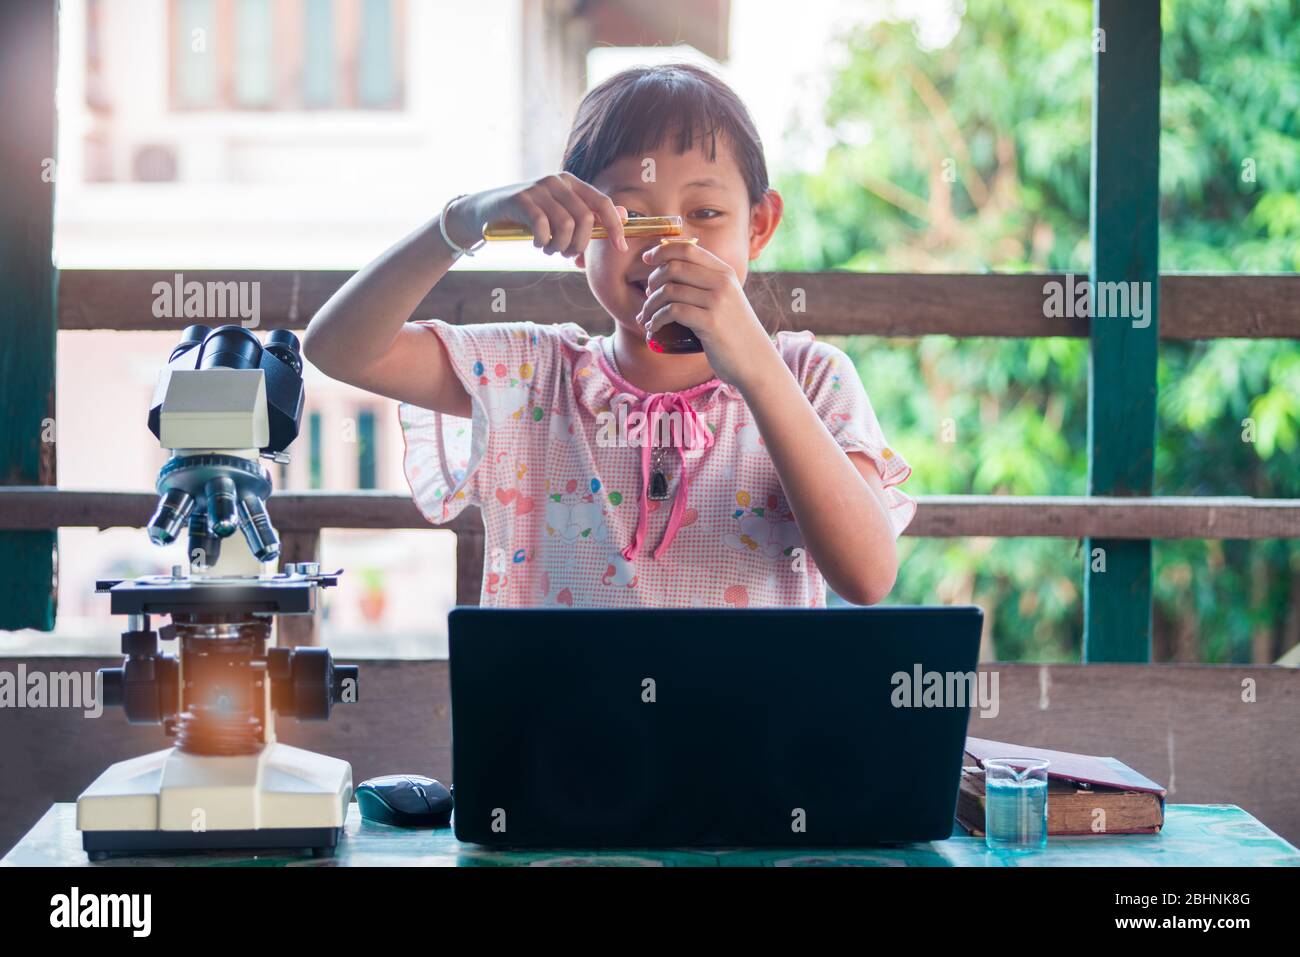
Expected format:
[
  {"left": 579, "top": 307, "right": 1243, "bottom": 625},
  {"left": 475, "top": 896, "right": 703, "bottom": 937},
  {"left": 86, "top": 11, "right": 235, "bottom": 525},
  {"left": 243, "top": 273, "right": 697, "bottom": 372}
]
[{"left": 356, "top": 774, "right": 453, "bottom": 828}]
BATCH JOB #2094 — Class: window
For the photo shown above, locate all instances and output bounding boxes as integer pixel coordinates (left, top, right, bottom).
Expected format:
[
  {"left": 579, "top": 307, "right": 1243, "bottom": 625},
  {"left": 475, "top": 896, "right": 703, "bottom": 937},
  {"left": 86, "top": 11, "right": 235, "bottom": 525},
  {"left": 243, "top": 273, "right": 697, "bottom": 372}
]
[
  {"left": 357, "top": 409, "right": 377, "bottom": 490},
  {"left": 170, "top": 0, "right": 405, "bottom": 111},
  {"left": 309, "top": 411, "right": 323, "bottom": 489}
]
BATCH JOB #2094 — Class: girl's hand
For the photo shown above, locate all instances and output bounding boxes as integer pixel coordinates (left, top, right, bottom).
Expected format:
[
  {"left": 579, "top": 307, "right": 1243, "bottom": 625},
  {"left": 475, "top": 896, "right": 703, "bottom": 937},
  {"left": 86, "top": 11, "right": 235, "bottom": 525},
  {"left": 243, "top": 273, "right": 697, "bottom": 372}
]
[
  {"left": 637, "top": 241, "right": 777, "bottom": 389},
  {"left": 445, "top": 173, "right": 628, "bottom": 256}
]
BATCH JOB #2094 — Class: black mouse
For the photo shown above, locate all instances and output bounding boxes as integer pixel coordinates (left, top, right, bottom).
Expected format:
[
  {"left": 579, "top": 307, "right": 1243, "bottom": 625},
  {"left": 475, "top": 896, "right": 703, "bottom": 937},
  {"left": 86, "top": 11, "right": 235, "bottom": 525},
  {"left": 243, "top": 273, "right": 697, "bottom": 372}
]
[{"left": 356, "top": 774, "right": 453, "bottom": 828}]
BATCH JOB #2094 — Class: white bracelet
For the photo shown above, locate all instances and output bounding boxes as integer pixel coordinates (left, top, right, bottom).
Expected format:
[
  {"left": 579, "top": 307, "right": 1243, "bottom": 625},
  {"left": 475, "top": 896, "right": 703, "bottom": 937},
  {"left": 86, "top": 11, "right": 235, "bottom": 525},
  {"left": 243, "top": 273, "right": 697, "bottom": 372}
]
[{"left": 440, "top": 194, "right": 485, "bottom": 258}]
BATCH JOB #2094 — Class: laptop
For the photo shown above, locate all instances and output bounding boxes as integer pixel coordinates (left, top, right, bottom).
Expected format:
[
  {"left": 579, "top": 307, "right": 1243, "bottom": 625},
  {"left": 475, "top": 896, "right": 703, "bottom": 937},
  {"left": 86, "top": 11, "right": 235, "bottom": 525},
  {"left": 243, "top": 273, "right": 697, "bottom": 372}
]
[{"left": 449, "top": 606, "right": 983, "bottom": 847}]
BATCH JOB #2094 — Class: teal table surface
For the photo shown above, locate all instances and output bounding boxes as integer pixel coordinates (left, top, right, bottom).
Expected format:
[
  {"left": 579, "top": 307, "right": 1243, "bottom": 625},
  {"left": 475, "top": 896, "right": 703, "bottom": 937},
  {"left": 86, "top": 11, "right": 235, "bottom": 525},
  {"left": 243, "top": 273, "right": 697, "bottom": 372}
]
[{"left": 4, "top": 803, "right": 1298, "bottom": 867}]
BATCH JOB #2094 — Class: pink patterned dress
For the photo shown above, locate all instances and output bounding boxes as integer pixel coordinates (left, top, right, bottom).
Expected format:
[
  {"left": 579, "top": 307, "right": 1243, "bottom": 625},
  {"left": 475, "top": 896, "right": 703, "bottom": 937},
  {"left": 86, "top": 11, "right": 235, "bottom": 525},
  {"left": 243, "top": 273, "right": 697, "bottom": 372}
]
[{"left": 398, "top": 321, "right": 914, "bottom": 607}]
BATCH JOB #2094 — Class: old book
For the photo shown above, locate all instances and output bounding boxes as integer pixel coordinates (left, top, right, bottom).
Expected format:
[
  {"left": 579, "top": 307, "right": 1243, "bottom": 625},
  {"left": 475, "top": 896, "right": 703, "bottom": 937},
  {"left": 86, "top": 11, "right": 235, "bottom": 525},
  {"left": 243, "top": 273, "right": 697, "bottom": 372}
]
[{"left": 958, "top": 737, "right": 1166, "bottom": 836}]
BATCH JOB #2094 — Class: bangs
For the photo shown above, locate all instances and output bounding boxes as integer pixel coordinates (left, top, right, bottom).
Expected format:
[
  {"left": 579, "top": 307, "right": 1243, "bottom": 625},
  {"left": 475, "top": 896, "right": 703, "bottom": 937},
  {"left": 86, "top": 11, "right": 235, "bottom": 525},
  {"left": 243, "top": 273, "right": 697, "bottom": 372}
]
[
  {"left": 563, "top": 64, "right": 769, "bottom": 205},
  {"left": 574, "top": 75, "right": 730, "bottom": 172}
]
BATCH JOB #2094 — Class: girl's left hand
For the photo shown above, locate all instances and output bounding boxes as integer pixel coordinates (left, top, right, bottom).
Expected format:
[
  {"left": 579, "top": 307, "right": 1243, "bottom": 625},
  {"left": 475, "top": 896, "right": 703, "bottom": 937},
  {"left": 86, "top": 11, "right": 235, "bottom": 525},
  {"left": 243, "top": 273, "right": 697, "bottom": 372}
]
[{"left": 636, "top": 242, "right": 778, "bottom": 389}]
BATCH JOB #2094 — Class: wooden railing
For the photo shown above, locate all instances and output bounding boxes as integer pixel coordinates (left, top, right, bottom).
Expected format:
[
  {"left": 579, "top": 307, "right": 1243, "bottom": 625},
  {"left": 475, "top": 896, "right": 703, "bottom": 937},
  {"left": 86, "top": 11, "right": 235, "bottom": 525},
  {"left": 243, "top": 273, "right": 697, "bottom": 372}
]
[
  {"left": 3, "top": 483, "right": 1299, "bottom": 644},
  {"left": 4, "top": 267, "right": 1300, "bottom": 644},
  {"left": 56, "top": 269, "right": 1300, "bottom": 339}
]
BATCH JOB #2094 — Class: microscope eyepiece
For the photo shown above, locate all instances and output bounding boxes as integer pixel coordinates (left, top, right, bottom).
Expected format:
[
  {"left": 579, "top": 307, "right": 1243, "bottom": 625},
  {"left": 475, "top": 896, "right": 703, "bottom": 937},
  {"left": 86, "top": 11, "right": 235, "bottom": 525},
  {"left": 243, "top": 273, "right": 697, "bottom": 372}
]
[
  {"left": 169, "top": 324, "right": 211, "bottom": 363},
  {"left": 198, "top": 325, "right": 263, "bottom": 371},
  {"left": 265, "top": 329, "right": 303, "bottom": 376}
]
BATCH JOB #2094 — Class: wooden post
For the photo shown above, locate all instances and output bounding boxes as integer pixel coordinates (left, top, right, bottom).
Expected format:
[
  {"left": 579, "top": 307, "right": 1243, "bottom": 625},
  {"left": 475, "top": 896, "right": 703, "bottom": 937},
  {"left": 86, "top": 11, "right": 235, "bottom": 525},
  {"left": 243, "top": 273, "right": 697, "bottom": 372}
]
[
  {"left": 1085, "top": 0, "right": 1161, "bottom": 661},
  {"left": 455, "top": 510, "right": 485, "bottom": 607},
  {"left": 0, "top": 1, "right": 58, "bottom": 631}
]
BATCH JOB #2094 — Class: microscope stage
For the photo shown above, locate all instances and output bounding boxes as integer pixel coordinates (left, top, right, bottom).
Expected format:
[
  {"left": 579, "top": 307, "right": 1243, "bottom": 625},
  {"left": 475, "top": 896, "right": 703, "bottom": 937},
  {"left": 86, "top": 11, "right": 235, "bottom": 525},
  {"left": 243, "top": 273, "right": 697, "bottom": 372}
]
[{"left": 96, "top": 572, "right": 339, "bottom": 616}]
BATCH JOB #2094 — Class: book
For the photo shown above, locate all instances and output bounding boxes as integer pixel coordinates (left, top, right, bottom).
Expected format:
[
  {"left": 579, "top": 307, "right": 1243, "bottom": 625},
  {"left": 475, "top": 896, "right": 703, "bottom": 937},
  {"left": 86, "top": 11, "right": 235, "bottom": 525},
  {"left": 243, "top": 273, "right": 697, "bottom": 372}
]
[{"left": 958, "top": 737, "right": 1166, "bottom": 836}]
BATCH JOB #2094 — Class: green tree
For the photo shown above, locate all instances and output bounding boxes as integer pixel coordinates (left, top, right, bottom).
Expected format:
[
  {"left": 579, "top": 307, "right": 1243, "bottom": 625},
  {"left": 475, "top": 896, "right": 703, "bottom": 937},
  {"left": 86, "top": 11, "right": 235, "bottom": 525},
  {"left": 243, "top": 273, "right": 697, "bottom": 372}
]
[{"left": 759, "top": 0, "right": 1300, "bottom": 662}]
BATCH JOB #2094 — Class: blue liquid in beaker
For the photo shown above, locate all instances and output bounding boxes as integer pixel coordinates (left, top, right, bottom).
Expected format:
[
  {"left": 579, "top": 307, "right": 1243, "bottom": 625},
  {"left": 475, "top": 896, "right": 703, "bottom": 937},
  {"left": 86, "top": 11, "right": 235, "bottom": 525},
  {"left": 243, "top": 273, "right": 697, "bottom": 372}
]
[{"left": 985, "top": 777, "right": 1048, "bottom": 850}]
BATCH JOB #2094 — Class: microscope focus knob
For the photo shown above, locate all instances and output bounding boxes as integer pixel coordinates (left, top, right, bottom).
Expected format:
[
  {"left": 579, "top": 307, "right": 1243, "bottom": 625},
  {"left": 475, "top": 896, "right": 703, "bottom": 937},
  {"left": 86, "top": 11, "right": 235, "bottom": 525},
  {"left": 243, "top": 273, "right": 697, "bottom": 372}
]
[
  {"left": 100, "top": 667, "right": 124, "bottom": 708},
  {"left": 333, "top": 665, "right": 359, "bottom": 705},
  {"left": 268, "top": 647, "right": 357, "bottom": 720},
  {"left": 99, "top": 655, "right": 179, "bottom": 725},
  {"left": 293, "top": 648, "right": 347, "bottom": 720}
]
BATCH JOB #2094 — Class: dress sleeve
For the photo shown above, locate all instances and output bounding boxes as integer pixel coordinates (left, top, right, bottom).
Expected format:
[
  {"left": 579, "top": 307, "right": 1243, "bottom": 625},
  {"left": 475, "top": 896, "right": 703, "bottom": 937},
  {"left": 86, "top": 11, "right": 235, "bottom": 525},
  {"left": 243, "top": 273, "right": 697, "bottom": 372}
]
[
  {"left": 782, "top": 332, "right": 917, "bottom": 538},
  {"left": 397, "top": 320, "right": 558, "bottom": 524}
]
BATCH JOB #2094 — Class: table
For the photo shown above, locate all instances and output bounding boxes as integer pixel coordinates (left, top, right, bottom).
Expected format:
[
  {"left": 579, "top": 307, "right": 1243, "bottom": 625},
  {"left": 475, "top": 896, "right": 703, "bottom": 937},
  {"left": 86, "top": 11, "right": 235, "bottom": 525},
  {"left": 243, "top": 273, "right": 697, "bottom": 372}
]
[{"left": 4, "top": 804, "right": 1297, "bottom": 866}]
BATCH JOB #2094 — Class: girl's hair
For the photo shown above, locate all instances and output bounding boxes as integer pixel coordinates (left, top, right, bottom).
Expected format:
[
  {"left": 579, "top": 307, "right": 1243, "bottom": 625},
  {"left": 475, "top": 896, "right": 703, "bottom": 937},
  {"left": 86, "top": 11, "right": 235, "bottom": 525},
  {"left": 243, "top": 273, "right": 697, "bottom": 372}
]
[
  {"left": 561, "top": 63, "right": 783, "bottom": 332},
  {"left": 562, "top": 62, "right": 770, "bottom": 206}
]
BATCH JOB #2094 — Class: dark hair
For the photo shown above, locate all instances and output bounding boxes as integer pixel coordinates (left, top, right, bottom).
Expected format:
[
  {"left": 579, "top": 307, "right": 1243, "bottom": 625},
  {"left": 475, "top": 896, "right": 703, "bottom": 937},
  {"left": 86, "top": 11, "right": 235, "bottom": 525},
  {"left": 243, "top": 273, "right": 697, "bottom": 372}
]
[
  {"left": 562, "top": 63, "right": 770, "bottom": 207},
  {"left": 562, "top": 63, "right": 784, "bottom": 333}
]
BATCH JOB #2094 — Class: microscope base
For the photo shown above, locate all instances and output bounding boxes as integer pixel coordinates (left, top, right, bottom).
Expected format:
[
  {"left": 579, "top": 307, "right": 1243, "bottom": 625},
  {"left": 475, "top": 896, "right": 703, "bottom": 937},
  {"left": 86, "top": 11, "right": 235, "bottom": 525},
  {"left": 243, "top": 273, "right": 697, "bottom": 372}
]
[
  {"left": 81, "top": 825, "right": 343, "bottom": 860},
  {"left": 76, "top": 742, "right": 352, "bottom": 859}
]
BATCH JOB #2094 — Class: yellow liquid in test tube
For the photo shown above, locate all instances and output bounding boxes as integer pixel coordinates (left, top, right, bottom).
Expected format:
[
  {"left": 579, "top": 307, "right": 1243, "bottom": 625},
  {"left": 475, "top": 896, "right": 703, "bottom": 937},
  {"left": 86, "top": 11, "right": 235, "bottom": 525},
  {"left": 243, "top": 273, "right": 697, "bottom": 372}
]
[{"left": 482, "top": 215, "right": 683, "bottom": 241}]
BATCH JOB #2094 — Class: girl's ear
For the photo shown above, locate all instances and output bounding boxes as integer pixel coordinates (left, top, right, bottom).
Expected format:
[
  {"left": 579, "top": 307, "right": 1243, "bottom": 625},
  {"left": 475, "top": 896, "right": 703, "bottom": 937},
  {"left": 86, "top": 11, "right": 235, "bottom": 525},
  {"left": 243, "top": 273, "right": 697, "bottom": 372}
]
[{"left": 748, "top": 188, "right": 784, "bottom": 261}]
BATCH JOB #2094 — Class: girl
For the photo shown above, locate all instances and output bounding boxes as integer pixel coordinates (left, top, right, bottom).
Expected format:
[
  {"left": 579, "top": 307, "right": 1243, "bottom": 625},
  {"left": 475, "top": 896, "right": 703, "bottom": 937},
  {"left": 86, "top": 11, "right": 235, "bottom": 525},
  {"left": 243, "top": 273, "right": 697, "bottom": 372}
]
[{"left": 303, "top": 63, "right": 914, "bottom": 608}]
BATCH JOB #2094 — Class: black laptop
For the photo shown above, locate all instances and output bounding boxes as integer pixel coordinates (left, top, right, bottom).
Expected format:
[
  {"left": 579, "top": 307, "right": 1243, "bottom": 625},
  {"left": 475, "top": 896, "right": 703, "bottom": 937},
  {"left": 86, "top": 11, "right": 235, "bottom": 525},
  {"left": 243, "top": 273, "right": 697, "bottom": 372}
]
[{"left": 449, "top": 606, "right": 983, "bottom": 847}]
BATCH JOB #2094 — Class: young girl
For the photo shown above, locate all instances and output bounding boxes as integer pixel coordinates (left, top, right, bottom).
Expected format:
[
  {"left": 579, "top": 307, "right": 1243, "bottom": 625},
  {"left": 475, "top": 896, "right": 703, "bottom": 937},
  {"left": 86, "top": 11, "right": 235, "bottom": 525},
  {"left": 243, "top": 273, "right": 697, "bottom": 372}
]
[{"left": 303, "top": 63, "right": 914, "bottom": 608}]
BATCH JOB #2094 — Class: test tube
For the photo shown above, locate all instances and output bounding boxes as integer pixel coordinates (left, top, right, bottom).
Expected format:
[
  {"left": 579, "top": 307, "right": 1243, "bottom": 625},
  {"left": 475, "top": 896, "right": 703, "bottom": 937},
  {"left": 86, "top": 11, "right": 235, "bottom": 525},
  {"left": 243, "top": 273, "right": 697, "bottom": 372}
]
[{"left": 482, "top": 215, "right": 683, "bottom": 241}]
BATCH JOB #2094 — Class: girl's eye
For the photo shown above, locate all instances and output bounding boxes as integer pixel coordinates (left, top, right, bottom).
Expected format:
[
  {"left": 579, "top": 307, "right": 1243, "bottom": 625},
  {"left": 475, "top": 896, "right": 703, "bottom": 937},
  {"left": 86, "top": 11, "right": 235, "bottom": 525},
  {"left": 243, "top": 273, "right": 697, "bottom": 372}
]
[
  {"left": 626, "top": 211, "right": 649, "bottom": 219},
  {"left": 692, "top": 209, "right": 723, "bottom": 219}
]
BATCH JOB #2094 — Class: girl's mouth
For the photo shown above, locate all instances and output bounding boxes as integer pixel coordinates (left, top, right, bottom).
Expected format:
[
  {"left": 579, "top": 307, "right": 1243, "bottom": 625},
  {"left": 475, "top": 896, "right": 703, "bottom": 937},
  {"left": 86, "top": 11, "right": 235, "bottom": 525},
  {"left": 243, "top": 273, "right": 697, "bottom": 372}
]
[{"left": 629, "top": 279, "right": 648, "bottom": 297}]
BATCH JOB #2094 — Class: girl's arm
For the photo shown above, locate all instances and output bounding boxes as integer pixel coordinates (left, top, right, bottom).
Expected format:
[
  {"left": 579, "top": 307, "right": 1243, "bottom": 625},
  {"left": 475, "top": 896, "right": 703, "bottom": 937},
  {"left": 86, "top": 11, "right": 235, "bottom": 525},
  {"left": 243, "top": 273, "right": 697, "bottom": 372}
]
[
  {"left": 302, "top": 175, "right": 626, "bottom": 415},
  {"left": 638, "top": 241, "right": 899, "bottom": 604},
  {"left": 736, "top": 354, "right": 899, "bottom": 605},
  {"left": 303, "top": 213, "right": 474, "bottom": 416}
]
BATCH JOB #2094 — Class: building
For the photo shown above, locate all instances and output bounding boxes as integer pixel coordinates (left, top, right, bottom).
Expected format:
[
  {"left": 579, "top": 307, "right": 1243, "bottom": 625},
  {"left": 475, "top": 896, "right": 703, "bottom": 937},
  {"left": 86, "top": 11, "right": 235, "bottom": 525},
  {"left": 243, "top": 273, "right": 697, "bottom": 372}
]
[{"left": 22, "top": 0, "right": 729, "bottom": 657}]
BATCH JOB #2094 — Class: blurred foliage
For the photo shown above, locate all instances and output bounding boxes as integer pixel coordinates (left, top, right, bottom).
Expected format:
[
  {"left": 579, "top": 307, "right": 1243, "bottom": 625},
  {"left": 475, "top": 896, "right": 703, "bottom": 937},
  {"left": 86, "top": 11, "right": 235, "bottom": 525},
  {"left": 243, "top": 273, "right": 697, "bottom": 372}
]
[{"left": 757, "top": 0, "right": 1300, "bottom": 661}]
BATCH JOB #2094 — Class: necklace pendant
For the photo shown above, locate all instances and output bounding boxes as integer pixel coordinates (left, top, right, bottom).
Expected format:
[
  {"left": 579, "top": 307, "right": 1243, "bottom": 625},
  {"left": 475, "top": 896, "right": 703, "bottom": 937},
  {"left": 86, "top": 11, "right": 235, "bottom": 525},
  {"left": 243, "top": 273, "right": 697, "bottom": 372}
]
[{"left": 648, "top": 469, "right": 670, "bottom": 500}]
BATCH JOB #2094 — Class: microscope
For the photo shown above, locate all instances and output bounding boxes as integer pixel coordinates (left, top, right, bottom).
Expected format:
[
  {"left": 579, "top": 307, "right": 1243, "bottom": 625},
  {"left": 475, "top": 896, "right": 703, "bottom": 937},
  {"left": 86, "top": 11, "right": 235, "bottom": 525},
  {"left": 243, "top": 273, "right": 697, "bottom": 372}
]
[{"left": 77, "top": 324, "right": 357, "bottom": 859}]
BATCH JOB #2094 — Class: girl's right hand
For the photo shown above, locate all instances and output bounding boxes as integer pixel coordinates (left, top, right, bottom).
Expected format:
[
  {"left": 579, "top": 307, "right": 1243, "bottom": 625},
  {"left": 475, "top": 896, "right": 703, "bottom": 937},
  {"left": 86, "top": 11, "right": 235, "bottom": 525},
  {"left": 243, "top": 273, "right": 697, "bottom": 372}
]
[{"left": 445, "top": 173, "right": 628, "bottom": 256}]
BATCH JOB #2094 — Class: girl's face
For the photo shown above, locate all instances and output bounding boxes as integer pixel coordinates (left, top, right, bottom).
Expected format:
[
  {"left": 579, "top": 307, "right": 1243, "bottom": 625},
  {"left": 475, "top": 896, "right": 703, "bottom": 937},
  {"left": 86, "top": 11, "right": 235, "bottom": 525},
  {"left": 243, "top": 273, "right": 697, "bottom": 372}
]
[{"left": 578, "top": 135, "right": 782, "bottom": 337}]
